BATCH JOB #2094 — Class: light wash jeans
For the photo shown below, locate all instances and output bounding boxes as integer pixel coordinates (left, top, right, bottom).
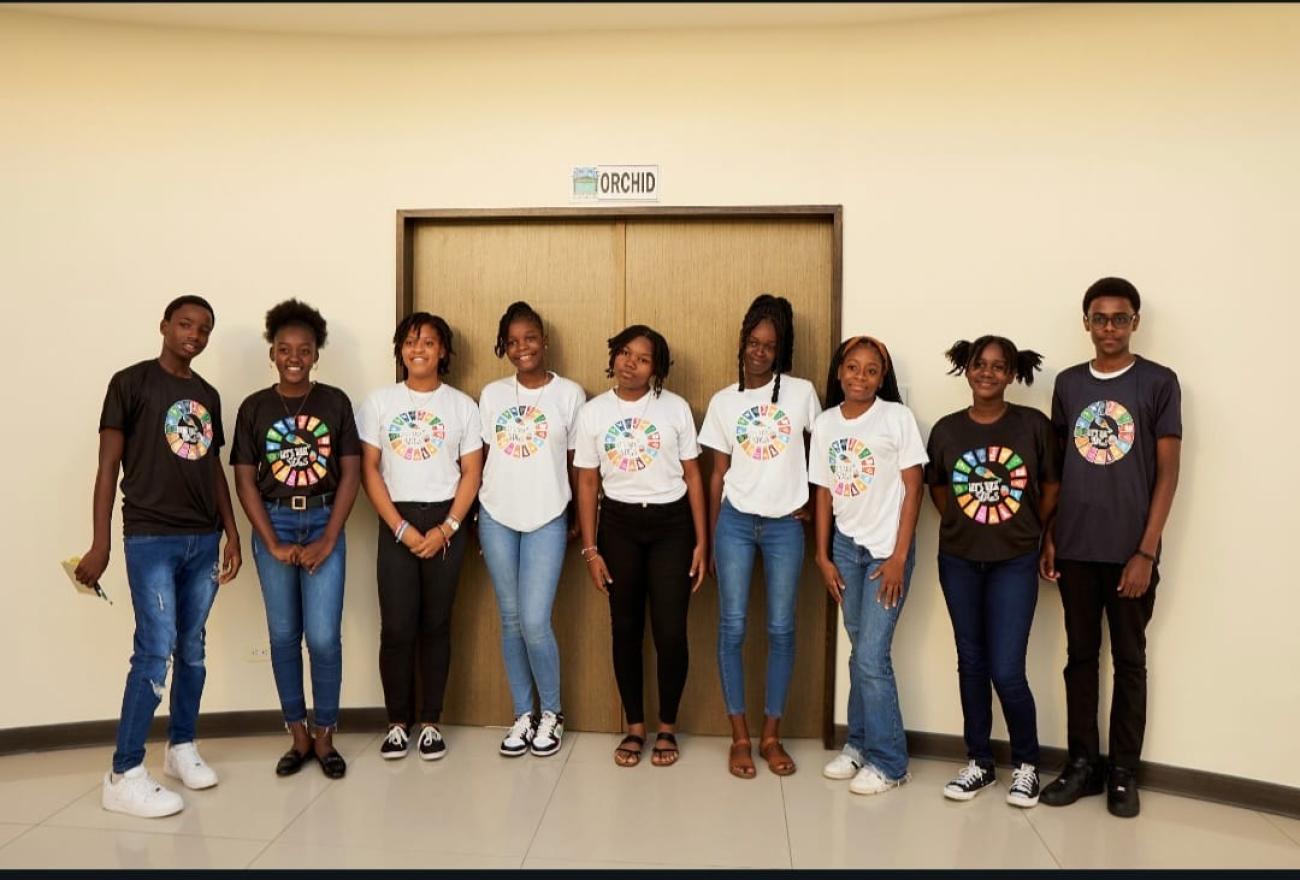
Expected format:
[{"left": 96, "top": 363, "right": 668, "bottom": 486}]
[
  {"left": 833, "top": 529, "right": 916, "bottom": 782},
  {"left": 251, "top": 503, "right": 346, "bottom": 730},
  {"left": 477, "top": 507, "right": 566, "bottom": 716},
  {"left": 714, "top": 498, "right": 805, "bottom": 718},
  {"left": 113, "top": 532, "right": 221, "bottom": 774}
]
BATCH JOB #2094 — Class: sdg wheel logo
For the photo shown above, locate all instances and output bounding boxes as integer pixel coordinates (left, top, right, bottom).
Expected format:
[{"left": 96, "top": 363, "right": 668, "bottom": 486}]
[
  {"left": 951, "top": 446, "right": 1028, "bottom": 525},
  {"left": 603, "top": 417, "right": 660, "bottom": 472},
  {"left": 1074, "top": 400, "right": 1135, "bottom": 465},
  {"left": 495, "top": 405, "right": 549, "bottom": 459},
  {"left": 265, "top": 416, "right": 331, "bottom": 487},
  {"left": 828, "top": 438, "right": 874, "bottom": 497},
  {"left": 164, "top": 399, "right": 214, "bottom": 461},
  {"left": 735, "top": 405, "right": 791, "bottom": 461},
  {"left": 388, "top": 410, "right": 446, "bottom": 461}
]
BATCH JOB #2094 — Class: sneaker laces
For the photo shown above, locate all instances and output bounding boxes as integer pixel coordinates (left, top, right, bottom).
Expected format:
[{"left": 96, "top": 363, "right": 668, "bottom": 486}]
[
  {"left": 384, "top": 726, "right": 409, "bottom": 748},
  {"left": 952, "top": 761, "right": 988, "bottom": 787},
  {"left": 1010, "top": 764, "right": 1037, "bottom": 793},
  {"left": 535, "top": 712, "right": 558, "bottom": 741},
  {"left": 419, "top": 725, "right": 442, "bottom": 747},
  {"left": 507, "top": 713, "right": 534, "bottom": 740}
]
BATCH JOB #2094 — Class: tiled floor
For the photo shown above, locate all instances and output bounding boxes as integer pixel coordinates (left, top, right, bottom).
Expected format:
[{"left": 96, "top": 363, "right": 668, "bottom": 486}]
[{"left": 0, "top": 728, "right": 1297, "bottom": 870}]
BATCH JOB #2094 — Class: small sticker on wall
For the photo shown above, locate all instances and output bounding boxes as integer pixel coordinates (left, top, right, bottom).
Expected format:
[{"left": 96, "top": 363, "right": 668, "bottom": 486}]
[{"left": 572, "top": 165, "right": 659, "bottom": 202}]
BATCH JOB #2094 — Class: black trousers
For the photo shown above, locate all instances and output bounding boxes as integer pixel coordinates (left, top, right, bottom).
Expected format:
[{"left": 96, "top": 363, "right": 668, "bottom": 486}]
[
  {"left": 1056, "top": 559, "right": 1159, "bottom": 770},
  {"left": 598, "top": 496, "right": 695, "bottom": 726},
  {"left": 376, "top": 500, "right": 469, "bottom": 726}
]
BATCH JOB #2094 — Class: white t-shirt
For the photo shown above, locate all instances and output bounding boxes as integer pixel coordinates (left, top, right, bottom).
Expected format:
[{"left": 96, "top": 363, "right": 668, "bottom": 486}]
[
  {"left": 808, "top": 399, "right": 928, "bottom": 558},
  {"left": 699, "top": 375, "right": 822, "bottom": 518},
  {"left": 478, "top": 373, "right": 586, "bottom": 532},
  {"left": 356, "top": 382, "right": 483, "bottom": 503},
  {"left": 573, "top": 388, "right": 701, "bottom": 504}
]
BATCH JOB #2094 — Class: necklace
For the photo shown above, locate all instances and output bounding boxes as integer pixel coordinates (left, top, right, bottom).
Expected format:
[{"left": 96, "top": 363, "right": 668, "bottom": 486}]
[
  {"left": 405, "top": 380, "right": 439, "bottom": 413},
  {"left": 515, "top": 372, "right": 551, "bottom": 411},
  {"left": 614, "top": 385, "right": 654, "bottom": 423},
  {"left": 276, "top": 381, "right": 315, "bottom": 420}
]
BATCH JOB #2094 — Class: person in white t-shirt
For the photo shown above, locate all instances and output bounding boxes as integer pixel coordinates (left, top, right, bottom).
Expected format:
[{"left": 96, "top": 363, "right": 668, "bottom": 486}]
[
  {"left": 699, "top": 294, "right": 821, "bottom": 779},
  {"left": 574, "top": 325, "right": 708, "bottom": 769},
  {"left": 357, "top": 312, "right": 484, "bottom": 763},
  {"left": 477, "top": 301, "right": 585, "bottom": 760},
  {"left": 810, "top": 335, "right": 927, "bottom": 796}
]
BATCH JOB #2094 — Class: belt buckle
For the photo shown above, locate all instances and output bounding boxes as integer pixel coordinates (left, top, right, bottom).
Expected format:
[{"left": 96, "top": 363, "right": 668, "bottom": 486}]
[{"left": 291, "top": 495, "right": 307, "bottom": 511}]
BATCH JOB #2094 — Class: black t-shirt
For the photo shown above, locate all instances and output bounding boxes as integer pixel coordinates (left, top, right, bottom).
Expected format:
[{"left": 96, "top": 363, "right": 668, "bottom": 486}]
[
  {"left": 230, "top": 383, "right": 361, "bottom": 500},
  {"left": 925, "top": 403, "right": 1060, "bottom": 562},
  {"left": 99, "top": 359, "right": 225, "bottom": 536},
  {"left": 1050, "top": 356, "right": 1182, "bottom": 565}
]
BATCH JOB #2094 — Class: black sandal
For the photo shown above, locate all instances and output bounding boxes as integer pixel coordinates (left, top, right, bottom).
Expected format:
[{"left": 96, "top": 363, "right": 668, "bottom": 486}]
[
  {"left": 275, "top": 747, "right": 312, "bottom": 777},
  {"left": 316, "top": 748, "right": 347, "bottom": 779},
  {"left": 613, "top": 734, "right": 645, "bottom": 767},
  {"left": 652, "top": 732, "right": 679, "bottom": 767}
]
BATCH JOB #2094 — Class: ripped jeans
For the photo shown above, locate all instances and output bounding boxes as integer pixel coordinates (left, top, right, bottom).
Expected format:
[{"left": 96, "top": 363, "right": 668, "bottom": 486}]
[{"left": 112, "top": 532, "right": 221, "bottom": 774}]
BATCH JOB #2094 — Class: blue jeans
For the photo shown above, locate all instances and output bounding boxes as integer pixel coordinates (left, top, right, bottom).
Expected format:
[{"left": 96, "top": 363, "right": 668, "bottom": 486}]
[
  {"left": 714, "top": 499, "right": 805, "bottom": 718},
  {"left": 937, "top": 551, "right": 1040, "bottom": 767},
  {"left": 251, "top": 504, "right": 346, "bottom": 730},
  {"left": 833, "top": 529, "right": 915, "bottom": 782},
  {"left": 477, "top": 507, "right": 566, "bottom": 716},
  {"left": 113, "top": 532, "right": 221, "bottom": 774}
]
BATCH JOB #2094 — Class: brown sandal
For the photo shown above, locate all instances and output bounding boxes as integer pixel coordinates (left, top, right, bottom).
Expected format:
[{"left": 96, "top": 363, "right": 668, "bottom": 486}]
[
  {"left": 614, "top": 734, "right": 645, "bottom": 767},
  {"left": 729, "top": 739, "right": 756, "bottom": 779},
  {"left": 759, "top": 738, "right": 796, "bottom": 776}
]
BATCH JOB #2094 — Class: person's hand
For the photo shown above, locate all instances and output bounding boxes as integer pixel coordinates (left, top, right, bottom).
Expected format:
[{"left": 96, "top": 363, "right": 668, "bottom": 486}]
[
  {"left": 870, "top": 554, "right": 906, "bottom": 609},
  {"left": 1118, "top": 553, "right": 1154, "bottom": 598},
  {"left": 585, "top": 552, "right": 613, "bottom": 594},
  {"left": 75, "top": 544, "right": 110, "bottom": 587},
  {"left": 220, "top": 537, "right": 242, "bottom": 584},
  {"left": 412, "top": 528, "right": 447, "bottom": 560},
  {"left": 298, "top": 536, "right": 336, "bottom": 574},
  {"left": 267, "top": 541, "right": 300, "bottom": 566},
  {"left": 1038, "top": 537, "right": 1059, "bottom": 582},
  {"left": 690, "top": 544, "right": 707, "bottom": 593},
  {"left": 791, "top": 503, "right": 812, "bottom": 522},
  {"left": 399, "top": 526, "right": 425, "bottom": 555},
  {"left": 816, "top": 557, "right": 845, "bottom": 605}
]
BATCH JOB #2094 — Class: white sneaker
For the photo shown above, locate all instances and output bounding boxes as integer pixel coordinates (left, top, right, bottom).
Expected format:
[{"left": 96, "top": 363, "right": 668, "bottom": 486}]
[
  {"left": 499, "top": 713, "right": 535, "bottom": 757},
  {"left": 101, "top": 766, "right": 184, "bottom": 818},
  {"left": 163, "top": 742, "right": 218, "bottom": 790},
  {"left": 849, "top": 764, "right": 911, "bottom": 795},
  {"left": 823, "top": 749, "right": 863, "bottom": 780},
  {"left": 530, "top": 711, "right": 564, "bottom": 757}
]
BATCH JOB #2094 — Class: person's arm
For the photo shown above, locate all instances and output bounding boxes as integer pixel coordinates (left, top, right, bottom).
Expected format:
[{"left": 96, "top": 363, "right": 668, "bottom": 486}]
[
  {"left": 410, "top": 446, "right": 483, "bottom": 560},
  {"left": 577, "top": 466, "right": 612, "bottom": 592},
  {"left": 233, "top": 463, "right": 299, "bottom": 566},
  {"left": 813, "top": 485, "right": 845, "bottom": 604},
  {"left": 74, "top": 428, "right": 125, "bottom": 587},
  {"left": 1117, "top": 436, "right": 1180, "bottom": 598},
  {"left": 682, "top": 458, "right": 709, "bottom": 592},
  {"left": 706, "top": 449, "right": 730, "bottom": 575},
  {"left": 361, "top": 443, "right": 426, "bottom": 554},
  {"left": 214, "top": 458, "right": 243, "bottom": 584},
  {"left": 565, "top": 450, "right": 580, "bottom": 540},
  {"left": 871, "top": 465, "right": 923, "bottom": 609},
  {"left": 928, "top": 485, "right": 948, "bottom": 517},
  {"left": 298, "top": 454, "right": 362, "bottom": 573}
]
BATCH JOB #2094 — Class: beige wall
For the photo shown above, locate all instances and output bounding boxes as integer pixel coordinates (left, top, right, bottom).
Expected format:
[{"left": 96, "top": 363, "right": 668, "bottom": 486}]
[{"left": 2, "top": 5, "right": 1295, "bottom": 785}]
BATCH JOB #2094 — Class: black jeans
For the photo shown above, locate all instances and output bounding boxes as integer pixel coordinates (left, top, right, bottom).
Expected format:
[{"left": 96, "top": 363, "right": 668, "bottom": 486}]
[
  {"left": 1056, "top": 559, "right": 1159, "bottom": 770},
  {"left": 376, "top": 501, "right": 469, "bottom": 726},
  {"left": 598, "top": 496, "right": 695, "bottom": 726}
]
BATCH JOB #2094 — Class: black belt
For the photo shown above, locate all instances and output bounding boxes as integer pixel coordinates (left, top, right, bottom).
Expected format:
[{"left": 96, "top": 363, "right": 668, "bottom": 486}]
[{"left": 268, "top": 492, "right": 333, "bottom": 511}]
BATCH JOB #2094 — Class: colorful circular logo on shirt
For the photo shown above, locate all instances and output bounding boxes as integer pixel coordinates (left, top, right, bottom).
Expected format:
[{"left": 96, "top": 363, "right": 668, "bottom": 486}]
[
  {"left": 495, "top": 405, "right": 549, "bottom": 459},
  {"left": 387, "top": 410, "right": 445, "bottom": 461},
  {"left": 603, "top": 417, "right": 661, "bottom": 472},
  {"left": 265, "top": 415, "right": 331, "bottom": 487},
  {"left": 951, "top": 446, "right": 1028, "bottom": 525},
  {"left": 164, "top": 399, "right": 213, "bottom": 461},
  {"left": 735, "top": 405, "right": 791, "bottom": 461},
  {"left": 828, "top": 438, "right": 875, "bottom": 497},
  {"left": 1074, "top": 400, "right": 1135, "bottom": 465}
]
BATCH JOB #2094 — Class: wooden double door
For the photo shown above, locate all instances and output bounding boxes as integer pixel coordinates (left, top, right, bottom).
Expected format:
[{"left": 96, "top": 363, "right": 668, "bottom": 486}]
[{"left": 399, "top": 208, "right": 840, "bottom": 740}]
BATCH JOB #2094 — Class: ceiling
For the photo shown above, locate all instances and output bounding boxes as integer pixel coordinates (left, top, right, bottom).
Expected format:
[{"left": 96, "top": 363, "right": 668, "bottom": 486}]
[{"left": 0, "top": 3, "right": 1034, "bottom": 38}]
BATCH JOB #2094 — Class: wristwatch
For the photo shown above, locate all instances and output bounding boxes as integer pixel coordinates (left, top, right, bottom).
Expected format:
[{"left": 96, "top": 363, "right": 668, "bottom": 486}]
[{"left": 444, "top": 514, "right": 461, "bottom": 533}]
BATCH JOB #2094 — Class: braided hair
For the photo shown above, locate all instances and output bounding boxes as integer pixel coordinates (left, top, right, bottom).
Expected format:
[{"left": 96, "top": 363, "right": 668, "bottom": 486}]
[
  {"left": 824, "top": 335, "right": 903, "bottom": 408},
  {"left": 493, "top": 300, "right": 545, "bottom": 358},
  {"left": 944, "top": 335, "right": 1043, "bottom": 385},
  {"left": 736, "top": 293, "right": 795, "bottom": 404},
  {"left": 605, "top": 324, "right": 672, "bottom": 397},
  {"left": 393, "top": 311, "right": 454, "bottom": 377}
]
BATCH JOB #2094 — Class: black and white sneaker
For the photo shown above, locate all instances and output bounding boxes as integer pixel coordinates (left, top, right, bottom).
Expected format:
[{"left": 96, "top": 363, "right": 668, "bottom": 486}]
[
  {"left": 499, "top": 713, "right": 535, "bottom": 757},
  {"left": 530, "top": 711, "right": 564, "bottom": 757},
  {"left": 418, "top": 724, "right": 447, "bottom": 761},
  {"left": 379, "top": 725, "right": 409, "bottom": 760},
  {"left": 943, "top": 760, "right": 997, "bottom": 801},
  {"left": 1007, "top": 763, "right": 1040, "bottom": 807}
]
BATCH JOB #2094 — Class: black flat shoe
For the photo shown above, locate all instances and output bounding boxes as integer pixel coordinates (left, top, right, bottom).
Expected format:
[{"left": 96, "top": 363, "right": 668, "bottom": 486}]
[
  {"left": 317, "top": 748, "right": 347, "bottom": 779},
  {"left": 1040, "top": 756, "right": 1105, "bottom": 807},
  {"left": 275, "top": 748, "right": 312, "bottom": 777}
]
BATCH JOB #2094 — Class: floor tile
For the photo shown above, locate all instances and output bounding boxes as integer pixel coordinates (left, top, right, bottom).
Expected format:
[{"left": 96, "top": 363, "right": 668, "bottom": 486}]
[
  {"left": 1264, "top": 812, "right": 1300, "bottom": 847},
  {"left": 0, "top": 745, "right": 112, "bottom": 823},
  {"left": 523, "top": 856, "right": 696, "bottom": 869},
  {"left": 42, "top": 733, "right": 374, "bottom": 841},
  {"left": 527, "top": 733, "right": 791, "bottom": 868},
  {"left": 1026, "top": 788, "right": 1300, "bottom": 868},
  {"left": 0, "top": 825, "right": 265, "bottom": 869},
  {"left": 0, "top": 825, "right": 32, "bottom": 850},
  {"left": 251, "top": 841, "right": 520, "bottom": 869}
]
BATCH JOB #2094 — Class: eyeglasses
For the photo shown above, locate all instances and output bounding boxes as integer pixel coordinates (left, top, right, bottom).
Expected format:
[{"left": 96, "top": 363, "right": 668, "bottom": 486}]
[{"left": 1088, "top": 313, "right": 1135, "bottom": 328}]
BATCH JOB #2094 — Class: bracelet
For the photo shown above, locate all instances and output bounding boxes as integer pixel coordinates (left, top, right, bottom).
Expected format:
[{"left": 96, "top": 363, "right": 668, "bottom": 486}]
[
  {"left": 438, "top": 523, "right": 453, "bottom": 542},
  {"left": 1135, "top": 549, "right": 1156, "bottom": 563},
  {"left": 394, "top": 520, "right": 410, "bottom": 543},
  {"left": 581, "top": 546, "right": 599, "bottom": 562}
]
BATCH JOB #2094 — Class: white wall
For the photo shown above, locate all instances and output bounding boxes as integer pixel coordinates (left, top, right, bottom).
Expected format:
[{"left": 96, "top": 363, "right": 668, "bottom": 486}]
[{"left": 2, "top": 4, "right": 1296, "bottom": 785}]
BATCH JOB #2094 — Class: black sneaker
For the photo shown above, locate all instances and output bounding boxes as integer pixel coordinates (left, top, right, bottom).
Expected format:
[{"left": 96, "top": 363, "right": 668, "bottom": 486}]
[
  {"left": 1006, "top": 763, "right": 1041, "bottom": 807},
  {"left": 1040, "top": 756, "right": 1105, "bottom": 807},
  {"left": 379, "top": 725, "right": 409, "bottom": 760},
  {"left": 418, "top": 724, "right": 447, "bottom": 761},
  {"left": 1107, "top": 766, "right": 1140, "bottom": 818},
  {"left": 943, "top": 760, "right": 996, "bottom": 801},
  {"left": 499, "top": 713, "right": 535, "bottom": 757}
]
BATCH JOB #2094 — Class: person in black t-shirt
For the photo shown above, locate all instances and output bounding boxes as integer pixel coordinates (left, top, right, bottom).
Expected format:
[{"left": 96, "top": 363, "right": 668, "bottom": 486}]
[
  {"left": 231, "top": 300, "right": 362, "bottom": 781},
  {"left": 926, "top": 335, "right": 1059, "bottom": 808},
  {"left": 76, "top": 295, "right": 243, "bottom": 819},
  {"left": 1038, "top": 277, "right": 1182, "bottom": 819}
]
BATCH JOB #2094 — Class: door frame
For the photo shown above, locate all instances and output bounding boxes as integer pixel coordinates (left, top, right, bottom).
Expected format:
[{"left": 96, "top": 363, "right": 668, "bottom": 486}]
[{"left": 397, "top": 204, "right": 843, "bottom": 747}]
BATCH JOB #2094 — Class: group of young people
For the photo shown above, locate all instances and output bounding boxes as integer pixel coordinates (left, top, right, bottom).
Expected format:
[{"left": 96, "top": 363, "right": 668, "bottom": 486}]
[{"left": 75, "top": 276, "right": 1180, "bottom": 825}]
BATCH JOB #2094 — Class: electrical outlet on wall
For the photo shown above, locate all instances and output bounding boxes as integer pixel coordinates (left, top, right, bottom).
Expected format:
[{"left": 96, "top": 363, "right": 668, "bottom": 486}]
[{"left": 245, "top": 644, "right": 272, "bottom": 663}]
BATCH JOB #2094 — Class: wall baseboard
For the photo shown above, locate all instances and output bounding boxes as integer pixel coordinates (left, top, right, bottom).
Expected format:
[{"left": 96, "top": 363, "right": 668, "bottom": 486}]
[{"left": 830, "top": 725, "right": 1300, "bottom": 820}]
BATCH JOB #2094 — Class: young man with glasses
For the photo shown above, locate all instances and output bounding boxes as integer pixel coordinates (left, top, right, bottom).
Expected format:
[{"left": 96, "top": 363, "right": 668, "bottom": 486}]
[{"left": 1038, "top": 277, "right": 1182, "bottom": 818}]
